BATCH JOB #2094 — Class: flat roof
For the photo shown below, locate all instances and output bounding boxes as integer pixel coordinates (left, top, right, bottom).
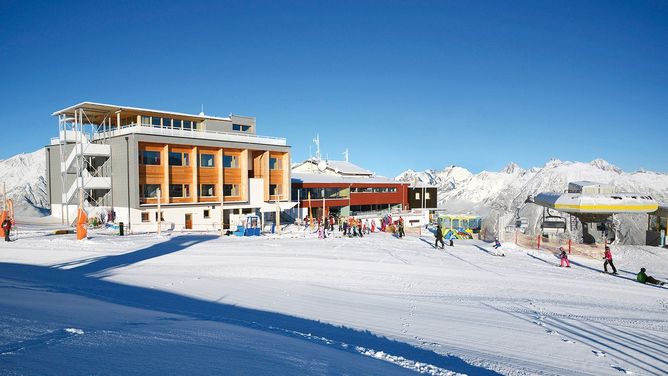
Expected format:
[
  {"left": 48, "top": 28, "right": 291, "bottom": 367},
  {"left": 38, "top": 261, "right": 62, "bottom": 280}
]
[
  {"left": 292, "top": 172, "right": 406, "bottom": 185},
  {"left": 52, "top": 101, "right": 239, "bottom": 122}
]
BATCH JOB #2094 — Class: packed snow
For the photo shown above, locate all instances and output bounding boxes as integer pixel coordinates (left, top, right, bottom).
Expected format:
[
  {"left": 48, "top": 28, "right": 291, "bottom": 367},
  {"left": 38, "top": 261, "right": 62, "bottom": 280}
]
[{"left": 1, "top": 226, "right": 667, "bottom": 375}]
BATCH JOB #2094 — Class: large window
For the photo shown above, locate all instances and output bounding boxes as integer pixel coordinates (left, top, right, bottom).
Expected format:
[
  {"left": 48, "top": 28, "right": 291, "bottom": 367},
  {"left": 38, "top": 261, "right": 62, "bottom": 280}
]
[
  {"left": 223, "top": 184, "right": 239, "bottom": 197},
  {"left": 151, "top": 117, "right": 161, "bottom": 127},
  {"left": 169, "top": 184, "right": 190, "bottom": 198},
  {"left": 200, "top": 184, "right": 216, "bottom": 197},
  {"left": 141, "top": 151, "right": 161, "bottom": 165},
  {"left": 169, "top": 151, "right": 189, "bottom": 166},
  {"left": 269, "top": 157, "right": 282, "bottom": 170},
  {"left": 223, "top": 155, "right": 239, "bottom": 168},
  {"left": 143, "top": 184, "right": 161, "bottom": 198},
  {"left": 183, "top": 120, "right": 192, "bottom": 130},
  {"left": 200, "top": 153, "right": 215, "bottom": 167}
]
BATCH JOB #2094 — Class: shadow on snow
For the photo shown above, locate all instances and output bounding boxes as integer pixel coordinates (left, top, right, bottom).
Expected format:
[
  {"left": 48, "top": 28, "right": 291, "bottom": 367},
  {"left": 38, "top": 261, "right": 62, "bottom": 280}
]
[{"left": 1, "top": 235, "right": 500, "bottom": 375}]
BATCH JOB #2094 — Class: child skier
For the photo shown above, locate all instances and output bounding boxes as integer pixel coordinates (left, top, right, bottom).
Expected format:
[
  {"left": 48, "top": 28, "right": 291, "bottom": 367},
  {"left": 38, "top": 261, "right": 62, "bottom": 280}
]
[
  {"left": 1, "top": 218, "right": 11, "bottom": 242},
  {"left": 492, "top": 238, "right": 505, "bottom": 256},
  {"left": 559, "top": 247, "right": 570, "bottom": 267},
  {"left": 603, "top": 246, "right": 617, "bottom": 275}
]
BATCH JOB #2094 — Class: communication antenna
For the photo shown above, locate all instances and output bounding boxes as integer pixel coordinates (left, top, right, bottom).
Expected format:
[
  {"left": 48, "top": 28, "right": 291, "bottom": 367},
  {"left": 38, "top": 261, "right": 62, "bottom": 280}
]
[
  {"left": 312, "top": 133, "right": 321, "bottom": 161},
  {"left": 342, "top": 148, "right": 349, "bottom": 162},
  {"left": 199, "top": 104, "right": 205, "bottom": 116}
]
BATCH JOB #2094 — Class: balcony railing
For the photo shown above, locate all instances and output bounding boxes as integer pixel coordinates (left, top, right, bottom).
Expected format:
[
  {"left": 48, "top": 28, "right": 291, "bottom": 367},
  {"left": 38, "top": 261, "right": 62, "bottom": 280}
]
[{"left": 88, "top": 123, "right": 287, "bottom": 146}]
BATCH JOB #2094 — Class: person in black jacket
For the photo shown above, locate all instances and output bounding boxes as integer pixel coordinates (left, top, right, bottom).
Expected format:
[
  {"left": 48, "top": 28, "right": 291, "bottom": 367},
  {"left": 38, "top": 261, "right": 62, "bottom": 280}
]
[
  {"left": 435, "top": 224, "right": 445, "bottom": 249},
  {"left": 1, "top": 218, "right": 12, "bottom": 242}
]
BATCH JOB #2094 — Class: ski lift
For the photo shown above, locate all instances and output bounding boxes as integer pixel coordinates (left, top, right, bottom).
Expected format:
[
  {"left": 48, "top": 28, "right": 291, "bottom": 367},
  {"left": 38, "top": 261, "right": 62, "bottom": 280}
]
[{"left": 540, "top": 207, "right": 566, "bottom": 234}]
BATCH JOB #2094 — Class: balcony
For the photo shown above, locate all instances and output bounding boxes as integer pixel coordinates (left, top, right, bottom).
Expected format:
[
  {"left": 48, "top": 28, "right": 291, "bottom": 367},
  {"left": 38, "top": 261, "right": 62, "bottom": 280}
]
[{"left": 91, "top": 123, "right": 287, "bottom": 146}]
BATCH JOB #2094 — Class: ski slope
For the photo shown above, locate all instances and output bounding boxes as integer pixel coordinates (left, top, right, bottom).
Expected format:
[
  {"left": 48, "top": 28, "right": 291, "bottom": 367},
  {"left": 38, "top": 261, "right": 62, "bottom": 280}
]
[{"left": 1, "top": 229, "right": 667, "bottom": 375}]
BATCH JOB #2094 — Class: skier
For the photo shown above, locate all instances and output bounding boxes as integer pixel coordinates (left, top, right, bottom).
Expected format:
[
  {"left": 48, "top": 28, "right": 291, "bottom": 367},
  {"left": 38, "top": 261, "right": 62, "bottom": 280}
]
[
  {"left": 492, "top": 238, "right": 505, "bottom": 256},
  {"left": 371, "top": 219, "right": 376, "bottom": 233},
  {"left": 636, "top": 268, "right": 665, "bottom": 286},
  {"left": 1, "top": 218, "right": 11, "bottom": 242},
  {"left": 397, "top": 221, "right": 405, "bottom": 238},
  {"left": 364, "top": 219, "right": 370, "bottom": 234},
  {"left": 434, "top": 224, "right": 445, "bottom": 249},
  {"left": 559, "top": 247, "right": 570, "bottom": 267},
  {"left": 603, "top": 246, "right": 617, "bottom": 275},
  {"left": 358, "top": 219, "right": 364, "bottom": 238}
]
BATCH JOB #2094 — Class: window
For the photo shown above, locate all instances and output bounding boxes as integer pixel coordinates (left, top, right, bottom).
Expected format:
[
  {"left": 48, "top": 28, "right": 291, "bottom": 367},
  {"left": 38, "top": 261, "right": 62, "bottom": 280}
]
[
  {"left": 223, "top": 184, "right": 239, "bottom": 196},
  {"left": 162, "top": 118, "right": 172, "bottom": 128},
  {"left": 223, "top": 155, "right": 238, "bottom": 168},
  {"left": 142, "top": 151, "right": 161, "bottom": 165},
  {"left": 200, "top": 154, "right": 215, "bottom": 167},
  {"left": 269, "top": 184, "right": 281, "bottom": 196},
  {"left": 203, "top": 209, "right": 210, "bottom": 219},
  {"left": 183, "top": 120, "right": 192, "bottom": 130},
  {"left": 141, "top": 116, "right": 150, "bottom": 126},
  {"left": 415, "top": 192, "right": 421, "bottom": 200},
  {"left": 173, "top": 119, "right": 182, "bottom": 129},
  {"left": 425, "top": 192, "right": 430, "bottom": 200},
  {"left": 269, "top": 157, "right": 282, "bottom": 170},
  {"left": 170, "top": 184, "right": 190, "bottom": 198},
  {"left": 141, "top": 212, "right": 149, "bottom": 222},
  {"left": 151, "top": 117, "right": 161, "bottom": 127},
  {"left": 143, "top": 184, "right": 161, "bottom": 198},
  {"left": 169, "top": 152, "right": 189, "bottom": 166},
  {"left": 155, "top": 211, "right": 164, "bottom": 222},
  {"left": 232, "top": 124, "right": 251, "bottom": 132},
  {"left": 200, "top": 184, "right": 216, "bottom": 197}
]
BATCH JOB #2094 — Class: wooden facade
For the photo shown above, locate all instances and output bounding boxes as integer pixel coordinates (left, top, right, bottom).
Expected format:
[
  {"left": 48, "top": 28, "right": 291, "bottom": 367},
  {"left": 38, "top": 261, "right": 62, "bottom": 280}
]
[{"left": 138, "top": 142, "right": 288, "bottom": 205}]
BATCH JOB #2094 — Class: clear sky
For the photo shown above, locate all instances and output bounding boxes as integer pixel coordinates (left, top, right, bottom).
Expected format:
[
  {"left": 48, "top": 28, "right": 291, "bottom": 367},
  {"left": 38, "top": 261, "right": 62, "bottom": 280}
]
[{"left": 1, "top": 0, "right": 666, "bottom": 177}]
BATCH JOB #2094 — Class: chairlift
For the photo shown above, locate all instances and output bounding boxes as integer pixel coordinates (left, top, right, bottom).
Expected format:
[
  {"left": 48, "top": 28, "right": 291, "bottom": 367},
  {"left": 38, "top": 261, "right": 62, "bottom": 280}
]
[{"left": 541, "top": 215, "right": 567, "bottom": 234}]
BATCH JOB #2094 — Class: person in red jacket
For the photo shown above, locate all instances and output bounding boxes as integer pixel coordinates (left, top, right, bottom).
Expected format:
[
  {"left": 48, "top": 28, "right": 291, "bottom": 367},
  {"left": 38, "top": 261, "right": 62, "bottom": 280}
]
[{"left": 603, "top": 246, "right": 617, "bottom": 275}]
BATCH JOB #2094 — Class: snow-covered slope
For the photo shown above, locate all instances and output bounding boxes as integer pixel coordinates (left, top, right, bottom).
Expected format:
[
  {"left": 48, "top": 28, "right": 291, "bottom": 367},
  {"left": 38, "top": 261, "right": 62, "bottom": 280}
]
[
  {"left": 397, "top": 159, "right": 668, "bottom": 244},
  {"left": 0, "top": 149, "right": 49, "bottom": 217}
]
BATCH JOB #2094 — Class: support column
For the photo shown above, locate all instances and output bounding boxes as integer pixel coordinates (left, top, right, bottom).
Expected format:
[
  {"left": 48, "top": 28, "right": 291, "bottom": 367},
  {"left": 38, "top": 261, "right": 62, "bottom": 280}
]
[
  {"left": 163, "top": 145, "right": 170, "bottom": 203},
  {"left": 192, "top": 146, "right": 198, "bottom": 203}
]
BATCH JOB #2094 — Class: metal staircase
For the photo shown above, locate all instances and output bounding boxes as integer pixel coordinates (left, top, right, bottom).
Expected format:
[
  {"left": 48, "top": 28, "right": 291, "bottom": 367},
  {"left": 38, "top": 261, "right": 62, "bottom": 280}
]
[{"left": 57, "top": 109, "right": 112, "bottom": 224}]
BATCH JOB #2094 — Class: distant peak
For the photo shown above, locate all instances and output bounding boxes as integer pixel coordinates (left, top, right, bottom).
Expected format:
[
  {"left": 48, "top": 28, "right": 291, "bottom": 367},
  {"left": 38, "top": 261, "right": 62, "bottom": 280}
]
[
  {"left": 590, "top": 158, "right": 622, "bottom": 173},
  {"left": 544, "top": 158, "right": 563, "bottom": 168},
  {"left": 500, "top": 162, "right": 523, "bottom": 174}
]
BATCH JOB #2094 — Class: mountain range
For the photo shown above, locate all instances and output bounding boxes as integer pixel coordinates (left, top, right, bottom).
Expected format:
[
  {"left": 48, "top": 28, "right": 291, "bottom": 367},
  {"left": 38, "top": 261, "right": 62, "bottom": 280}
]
[{"left": 396, "top": 159, "right": 668, "bottom": 244}]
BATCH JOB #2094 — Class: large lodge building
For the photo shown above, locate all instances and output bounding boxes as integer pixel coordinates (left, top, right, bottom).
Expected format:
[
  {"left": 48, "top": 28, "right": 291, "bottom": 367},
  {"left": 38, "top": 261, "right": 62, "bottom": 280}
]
[{"left": 45, "top": 102, "right": 292, "bottom": 232}]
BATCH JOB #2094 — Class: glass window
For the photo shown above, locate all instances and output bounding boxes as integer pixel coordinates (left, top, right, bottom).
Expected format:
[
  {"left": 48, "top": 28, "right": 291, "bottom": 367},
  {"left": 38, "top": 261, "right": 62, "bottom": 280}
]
[
  {"left": 269, "top": 184, "right": 281, "bottom": 196},
  {"left": 203, "top": 209, "right": 210, "bottom": 218},
  {"left": 141, "top": 116, "right": 150, "bottom": 126},
  {"left": 200, "top": 154, "right": 215, "bottom": 167},
  {"left": 169, "top": 152, "right": 183, "bottom": 166},
  {"left": 269, "top": 157, "right": 282, "bottom": 170},
  {"left": 415, "top": 192, "right": 420, "bottom": 200},
  {"left": 223, "top": 184, "right": 239, "bottom": 196},
  {"left": 232, "top": 124, "right": 241, "bottom": 131},
  {"left": 425, "top": 192, "right": 430, "bottom": 199},
  {"left": 169, "top": 184, "right": 190, "bottom": 198},
  {"left": 223, "top": 155, "right": 238, "bottom": 168},
  {"left": 151, "top": 117, "right": 161, "bottom": 127},
  {"left": 173, "top": 119, "right": 182, "bottom": 129},
  {"left": 162, "top": 118, "right": 172, "bottom": 128},
  {"left": 168, "top": 152, "right": 189, "bottom": 166},
  {"left": 143, "top": 184, "right": 161, "bottom": 198},
  {"left": 142, "top": 151, "right": 161, "bottom": 165},
  {"left": 200, "top": 184, "right": 215, "bottom": 197},
  {"left": 141, "top": 212, "right": 149, "bottom": 222},
  {"left": 183, "top": 120, "right": 192, "bottom": 130}
]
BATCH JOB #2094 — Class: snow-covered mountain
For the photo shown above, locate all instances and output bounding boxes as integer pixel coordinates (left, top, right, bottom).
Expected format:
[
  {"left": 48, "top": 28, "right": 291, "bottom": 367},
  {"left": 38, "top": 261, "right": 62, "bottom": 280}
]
[
  {"left": 397, "top": 159, "right": 668, "bottom": 244},
  {"left": 0, "top": 149, "right": 49, "bottom": 217}
]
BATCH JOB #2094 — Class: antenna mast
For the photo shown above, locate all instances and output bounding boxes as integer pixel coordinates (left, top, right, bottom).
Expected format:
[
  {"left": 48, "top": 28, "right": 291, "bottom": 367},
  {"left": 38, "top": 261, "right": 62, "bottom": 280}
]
[
  {"left": 342, "top": 148, "right": 349, "bottom": 162},
  {"left": 312, "top": 134, "right": 321, "bottom": 161}
]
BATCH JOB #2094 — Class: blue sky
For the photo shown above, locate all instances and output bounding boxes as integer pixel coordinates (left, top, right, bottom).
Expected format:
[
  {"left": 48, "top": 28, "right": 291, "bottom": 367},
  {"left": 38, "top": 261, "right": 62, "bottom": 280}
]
[{"left": 1, "top": 0, "right": 667, "bottom": 176}]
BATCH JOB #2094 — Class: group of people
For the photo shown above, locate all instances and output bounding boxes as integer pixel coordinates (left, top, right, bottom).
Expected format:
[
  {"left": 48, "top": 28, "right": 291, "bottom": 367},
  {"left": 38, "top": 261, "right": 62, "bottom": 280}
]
[
  {"left": 341, "top": 217, "right": 373, "bottom": 237},
  {"left": 557, "top": 245, "right": 664, "bottom": 286}
]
